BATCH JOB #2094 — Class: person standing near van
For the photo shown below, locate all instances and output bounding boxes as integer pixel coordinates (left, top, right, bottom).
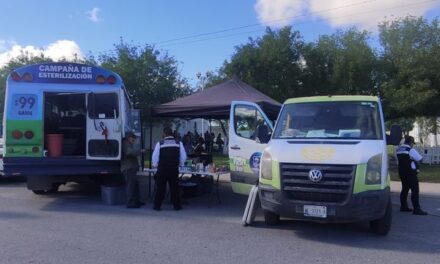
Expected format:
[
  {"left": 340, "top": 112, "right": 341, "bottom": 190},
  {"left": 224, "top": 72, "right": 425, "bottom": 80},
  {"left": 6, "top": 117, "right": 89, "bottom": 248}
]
[
  {"left": 152, "top": 127, "right": 187, "bottom": 210},
  {"left": 121, "top": 131, "right": 145, "bottom": 209},
  {"left": 396, "top": 136, "right": 427, "bottom": 215}
]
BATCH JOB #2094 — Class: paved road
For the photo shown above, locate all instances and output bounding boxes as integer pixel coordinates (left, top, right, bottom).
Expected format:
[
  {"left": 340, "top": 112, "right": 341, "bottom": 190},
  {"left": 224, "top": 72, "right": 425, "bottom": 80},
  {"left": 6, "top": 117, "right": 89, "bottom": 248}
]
[{"left": 0, "top": 177, "right": 439, "bottom": 264}]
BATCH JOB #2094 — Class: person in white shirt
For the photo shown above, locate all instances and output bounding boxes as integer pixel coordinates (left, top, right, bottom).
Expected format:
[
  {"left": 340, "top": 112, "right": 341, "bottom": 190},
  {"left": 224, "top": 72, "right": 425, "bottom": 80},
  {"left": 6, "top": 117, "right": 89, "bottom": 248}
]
[
  {"left": 396, "top": 136, "right": 427, "bottom": 215},
  {"left": 152, "top": 127, "right": 187, "bottom": 211}
]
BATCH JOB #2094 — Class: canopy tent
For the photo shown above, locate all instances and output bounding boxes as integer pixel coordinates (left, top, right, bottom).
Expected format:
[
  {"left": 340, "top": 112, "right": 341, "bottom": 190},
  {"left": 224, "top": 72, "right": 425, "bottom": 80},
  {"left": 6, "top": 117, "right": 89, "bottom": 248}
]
[{"left": 152, "top": 77, "right": 282, "bottom": 120}]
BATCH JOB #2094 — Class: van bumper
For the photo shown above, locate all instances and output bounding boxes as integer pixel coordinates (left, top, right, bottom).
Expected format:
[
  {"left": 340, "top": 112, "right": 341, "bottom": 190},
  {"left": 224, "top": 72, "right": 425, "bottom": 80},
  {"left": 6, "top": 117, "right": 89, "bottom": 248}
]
[
  {"left": 2, "top": 157, "right": 120, "bottom": 177},
  {"left": 259, "top": 184, "right": 389, "bottom": 223}
]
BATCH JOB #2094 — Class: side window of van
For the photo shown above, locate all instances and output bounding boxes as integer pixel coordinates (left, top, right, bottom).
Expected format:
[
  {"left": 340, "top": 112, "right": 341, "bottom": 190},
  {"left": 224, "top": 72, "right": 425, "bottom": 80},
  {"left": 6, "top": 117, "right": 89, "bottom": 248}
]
[
  {"left": 234, "top": 105, "right": 272, "bottom": 143},
  {"left": 234, "top": 105, "right": 256, "bottom": 140}
]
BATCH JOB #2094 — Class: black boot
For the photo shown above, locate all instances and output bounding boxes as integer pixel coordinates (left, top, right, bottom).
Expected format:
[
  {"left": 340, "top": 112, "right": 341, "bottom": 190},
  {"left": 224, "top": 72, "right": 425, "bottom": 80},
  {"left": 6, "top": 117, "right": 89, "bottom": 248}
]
[
  {"left": 413, "top": 208, "right": 428, "bottom": 215},
  {"left": 400, "top": 206, "right": 413, "bottom": 212}
]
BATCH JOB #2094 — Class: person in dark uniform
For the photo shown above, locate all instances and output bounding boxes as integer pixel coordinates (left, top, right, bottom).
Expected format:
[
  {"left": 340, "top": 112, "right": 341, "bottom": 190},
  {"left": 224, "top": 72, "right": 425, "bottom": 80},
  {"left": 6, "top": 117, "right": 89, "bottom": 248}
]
[
  {"left": 396, "top": 136, "right": 427, "bottom": 215},
  {"left": 121, "top": 131, "right": 145, "bottom": 209},
  {"left": 152, "top": 127, "right": 187, "bottom": 211}
]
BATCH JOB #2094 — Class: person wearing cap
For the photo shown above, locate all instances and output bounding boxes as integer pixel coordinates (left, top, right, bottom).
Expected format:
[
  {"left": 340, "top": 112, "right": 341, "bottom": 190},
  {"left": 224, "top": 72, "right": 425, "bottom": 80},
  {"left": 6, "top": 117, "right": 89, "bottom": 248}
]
[
  {"left": 121, "top": 131, "right": 145, "bottom": 208},
  {"left": 396, "top": 135, "right": 427, "bottom": 215},
  {"left": 152, "top": 127, "right": 187, "bottom": 210}
]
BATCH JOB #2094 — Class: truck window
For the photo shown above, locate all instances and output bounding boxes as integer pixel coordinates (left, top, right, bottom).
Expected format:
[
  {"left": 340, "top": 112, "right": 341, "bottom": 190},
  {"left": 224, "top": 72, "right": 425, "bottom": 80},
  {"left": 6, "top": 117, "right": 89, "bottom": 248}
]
[
  {"left": 234, "top": 105, "right": 272, "bottom": 143},
  {"left": 273, "top": 101, "right": 383, "bottom": 140},
  {"left": 88, "top": 93, "right": 119, "bottom": 119}
]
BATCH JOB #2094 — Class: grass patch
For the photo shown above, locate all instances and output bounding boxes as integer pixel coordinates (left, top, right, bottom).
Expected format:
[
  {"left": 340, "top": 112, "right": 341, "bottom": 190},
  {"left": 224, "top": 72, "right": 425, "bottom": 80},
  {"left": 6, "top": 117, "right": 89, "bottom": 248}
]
[
  {"left": 212, "top": 153, "right": 229, "bottom": 166},
  {"left": 389, "top": 164, "right": 440, "bottom": 183}
]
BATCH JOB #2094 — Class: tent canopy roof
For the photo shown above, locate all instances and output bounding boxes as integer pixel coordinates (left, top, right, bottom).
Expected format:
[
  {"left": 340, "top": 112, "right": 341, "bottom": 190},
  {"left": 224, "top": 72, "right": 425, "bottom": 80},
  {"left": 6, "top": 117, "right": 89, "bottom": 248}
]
[{"left": 152, "top": 77, "right": 281, "bottom": 119}]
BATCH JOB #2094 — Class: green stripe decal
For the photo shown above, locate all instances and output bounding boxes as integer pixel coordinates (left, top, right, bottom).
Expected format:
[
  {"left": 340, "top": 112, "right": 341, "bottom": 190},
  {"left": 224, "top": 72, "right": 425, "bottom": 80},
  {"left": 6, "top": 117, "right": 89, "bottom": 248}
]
[
  {"left": 4, "top": 120, "right": 43, "bottom": 157},
  {"left": 285, "top": 95, "right": 379, "bottom": 104},
  {"left": 231, "top": 182, "right": 254, "bottom": 195}
]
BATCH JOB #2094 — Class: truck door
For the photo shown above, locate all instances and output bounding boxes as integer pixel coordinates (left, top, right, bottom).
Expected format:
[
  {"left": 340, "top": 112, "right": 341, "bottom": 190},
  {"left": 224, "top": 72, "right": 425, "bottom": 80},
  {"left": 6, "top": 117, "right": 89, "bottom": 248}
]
[
  {"left": 86, "top": 92, "right": 122, "bottom": 160},
  {"left": 229, "top": 101, "right": 273, "bottom": 195}
]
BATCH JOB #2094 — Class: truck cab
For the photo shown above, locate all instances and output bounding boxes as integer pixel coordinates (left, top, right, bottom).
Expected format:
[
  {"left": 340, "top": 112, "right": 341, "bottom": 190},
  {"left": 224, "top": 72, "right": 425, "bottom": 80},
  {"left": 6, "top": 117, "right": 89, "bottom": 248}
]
[{"left": 229, "top": 96, "right": 401, "bottom": 235}]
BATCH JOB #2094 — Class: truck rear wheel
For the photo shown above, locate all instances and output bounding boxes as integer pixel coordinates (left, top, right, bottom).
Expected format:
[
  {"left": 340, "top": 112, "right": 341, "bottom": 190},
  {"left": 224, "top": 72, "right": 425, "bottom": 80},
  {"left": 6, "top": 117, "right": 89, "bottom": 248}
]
[
  {"left": 32, "top": 183, "right": 60, "bottom": 195},
  {"left": 264, "top": 210, "right": 280, "bottom": 225},
  {"left": 370, "top": 198, "right": 392, "bottom": 236}
]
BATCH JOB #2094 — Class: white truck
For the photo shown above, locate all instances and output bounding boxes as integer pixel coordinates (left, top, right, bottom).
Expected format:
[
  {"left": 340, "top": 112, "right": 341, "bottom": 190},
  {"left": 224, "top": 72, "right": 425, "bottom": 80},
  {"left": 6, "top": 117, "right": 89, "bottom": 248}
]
[{"left": 229, "top": 96, "right": 401, "bottom": 235}]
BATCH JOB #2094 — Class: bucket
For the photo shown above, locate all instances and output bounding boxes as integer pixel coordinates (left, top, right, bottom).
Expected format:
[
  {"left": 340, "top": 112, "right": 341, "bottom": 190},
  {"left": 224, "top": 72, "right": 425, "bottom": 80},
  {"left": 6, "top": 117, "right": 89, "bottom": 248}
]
[
  {"left": 179, "top": 181, "right": 198, "bottom": 198},
  {"left": 46, "top": 134, "right": 64, "bottom": 157},
  {"left": 101, "top": 185, "right": 126, "bottom": 205}
]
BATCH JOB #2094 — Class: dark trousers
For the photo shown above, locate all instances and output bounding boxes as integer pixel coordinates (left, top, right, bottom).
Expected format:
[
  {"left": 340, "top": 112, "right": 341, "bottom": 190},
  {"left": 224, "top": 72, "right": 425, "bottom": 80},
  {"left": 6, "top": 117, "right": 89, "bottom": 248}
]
[
  {"left": 154, "top": 170, "right": 181, "bottom": 209},
  {"left": 400, "top": 172, "right": 420, "bottom": 209},
  {"left": 123, "top": 168, "right": 140, "bottom": 206}
]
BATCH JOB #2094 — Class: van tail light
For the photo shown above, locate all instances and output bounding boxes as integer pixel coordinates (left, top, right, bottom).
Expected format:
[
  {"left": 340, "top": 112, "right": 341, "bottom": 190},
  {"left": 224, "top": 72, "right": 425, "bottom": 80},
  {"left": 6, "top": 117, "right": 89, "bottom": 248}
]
[
  {"left": 24, "top": 130, "right": 34, "bottom": 139},
  {"left": 11, "top": 72, "right": 21, "bottom": 81},
  {"left": 107, "top": 75, "right": 116, "bottom": 84},
  {"left": 96, "top": 75, "right": 105, "bottom": 84},
  {"left": 12, "top": 130, "right": 23, "bottom": 139},
  {"left": 32, "top": 147, "right": 39, "bottom": 153},
  {"left": 23, "top": 72, "right": 33, "bottom": 81}
]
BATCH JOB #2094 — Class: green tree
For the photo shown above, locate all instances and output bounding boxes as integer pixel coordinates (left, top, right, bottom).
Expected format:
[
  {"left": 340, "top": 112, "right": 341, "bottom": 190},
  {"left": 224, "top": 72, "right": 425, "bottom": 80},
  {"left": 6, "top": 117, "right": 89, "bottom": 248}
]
[
  {"left": 302, "top": 28, "right": 378, "bottom": 96},
  {"left": 386, "top": 117, "right": 415, "bottom": 135},
  {"left": 378, "top": 16, "right": 440, "bottom": 118},
  {"left": 221, "top": 27, "right": 304, "bottom": 102},
  {"left": 415, "top": 116, "right": 439, "bottom": 146},
  {"left": 95, "top": 40, "right": 191, "bottom": 124}
]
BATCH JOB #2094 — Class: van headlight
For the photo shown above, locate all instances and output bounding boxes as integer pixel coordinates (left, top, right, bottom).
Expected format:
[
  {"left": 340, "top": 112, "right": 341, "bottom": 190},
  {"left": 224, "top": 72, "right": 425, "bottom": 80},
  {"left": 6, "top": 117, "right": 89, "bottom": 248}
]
[
  {"left": 365, "top": 154, "right": 382, "bottom": 185},
  {"left": 261, "top": 150, "right": 273, "bottom": 180}
]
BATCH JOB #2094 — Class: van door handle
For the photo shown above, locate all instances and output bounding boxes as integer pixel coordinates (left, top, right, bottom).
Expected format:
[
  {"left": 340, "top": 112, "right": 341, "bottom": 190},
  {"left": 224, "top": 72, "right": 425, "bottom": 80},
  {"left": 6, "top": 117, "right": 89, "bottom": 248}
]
[{"left": 230, "top": 145, "right": 241, "bottom": 150}]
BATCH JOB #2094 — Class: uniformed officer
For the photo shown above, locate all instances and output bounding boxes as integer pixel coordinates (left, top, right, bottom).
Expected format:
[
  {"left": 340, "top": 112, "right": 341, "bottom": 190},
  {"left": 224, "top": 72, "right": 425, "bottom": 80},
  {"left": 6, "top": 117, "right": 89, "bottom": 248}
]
[
  {"left": 152, "top": 127, "right": 187, "bottom": 210},
  {"left": 396, "top": 136, "right": 427, "bottom": 215},
  {"left": 121, "top": 131, "right": 145, "bottom": 209}
]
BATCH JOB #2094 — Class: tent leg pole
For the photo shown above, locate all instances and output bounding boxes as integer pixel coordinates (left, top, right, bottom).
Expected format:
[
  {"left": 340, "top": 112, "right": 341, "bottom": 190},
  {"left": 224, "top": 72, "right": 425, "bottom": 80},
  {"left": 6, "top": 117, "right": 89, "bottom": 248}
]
[
  {"left": 148, "top": 118, "right": 153, "bottom": 198},
  {"left": 219, "top": 119, "right": 228, "bottom": 141}
]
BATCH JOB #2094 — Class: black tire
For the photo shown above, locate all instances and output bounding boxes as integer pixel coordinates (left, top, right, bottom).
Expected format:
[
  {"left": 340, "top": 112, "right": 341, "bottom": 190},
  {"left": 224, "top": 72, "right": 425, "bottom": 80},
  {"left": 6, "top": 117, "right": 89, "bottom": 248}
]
[
  {"left": 32, "top": 183, "right": 60, "bottom": 195},
  {"left": 264, "top": 210, "right": 280, "bottom": 226},
  {"left": 32, "top": 190, "right": 47, "bottom": 195},
  {"left": 370, "top": 198, "right": 392, "bottom": 236}
]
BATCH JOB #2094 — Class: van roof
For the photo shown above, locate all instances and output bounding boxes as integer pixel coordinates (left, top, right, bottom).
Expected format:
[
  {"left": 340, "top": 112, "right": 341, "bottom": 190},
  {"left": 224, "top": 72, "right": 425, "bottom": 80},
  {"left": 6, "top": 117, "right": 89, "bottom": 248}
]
[{"left": 284, "top": 95, "right": 379, "bottom": 104}]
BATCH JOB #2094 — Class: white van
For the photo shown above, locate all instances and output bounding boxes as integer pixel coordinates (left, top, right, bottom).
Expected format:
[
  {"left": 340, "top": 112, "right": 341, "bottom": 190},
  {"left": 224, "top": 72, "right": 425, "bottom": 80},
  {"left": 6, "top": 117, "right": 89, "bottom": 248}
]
[{"left": 229, "top": 96, "right": 401, "bottom": 235}]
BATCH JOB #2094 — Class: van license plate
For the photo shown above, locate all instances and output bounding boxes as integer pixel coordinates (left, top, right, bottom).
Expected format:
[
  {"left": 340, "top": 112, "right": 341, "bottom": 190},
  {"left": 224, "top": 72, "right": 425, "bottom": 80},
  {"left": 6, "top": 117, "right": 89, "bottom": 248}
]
[{"left": 304, "top": 205, "right": 327, "bottom": 218}]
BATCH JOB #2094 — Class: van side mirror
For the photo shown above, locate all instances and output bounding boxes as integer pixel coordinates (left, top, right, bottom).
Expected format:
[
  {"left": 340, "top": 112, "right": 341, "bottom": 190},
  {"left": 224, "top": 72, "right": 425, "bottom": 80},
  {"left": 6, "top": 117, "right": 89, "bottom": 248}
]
[{"left": 386, "top": 124, "right": 402, "bottom": 145}]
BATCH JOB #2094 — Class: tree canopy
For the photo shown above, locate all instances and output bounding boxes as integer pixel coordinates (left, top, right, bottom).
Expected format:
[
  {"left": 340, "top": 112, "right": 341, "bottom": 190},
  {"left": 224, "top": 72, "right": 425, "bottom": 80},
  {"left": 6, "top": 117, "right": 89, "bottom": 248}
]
[
  {"left": 91, "top": 40, "right": 191, "bottom": 123},
  {"left": 378, "top": 16, "right": 440, "bottom": 118},
  {"left": 219, "top": 16, "right": 440, "bottom": 120},
  {"left": 1, "top": 16, "right": 439, "bottom": 124},
  {"left": 0, "top": 40, "right": 190, "bottom": 124}
]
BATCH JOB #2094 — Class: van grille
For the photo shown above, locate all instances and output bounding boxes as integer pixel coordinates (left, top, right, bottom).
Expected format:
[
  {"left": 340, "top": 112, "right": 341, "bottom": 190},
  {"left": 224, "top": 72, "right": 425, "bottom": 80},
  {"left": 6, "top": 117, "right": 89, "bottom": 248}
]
[{"left": 280, "top": 163, "right": 356, "bottom": 204}]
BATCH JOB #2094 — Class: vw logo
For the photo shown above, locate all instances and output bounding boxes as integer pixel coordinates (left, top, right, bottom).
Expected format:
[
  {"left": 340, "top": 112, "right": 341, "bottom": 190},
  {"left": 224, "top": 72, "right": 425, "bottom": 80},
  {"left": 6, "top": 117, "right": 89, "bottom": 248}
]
[{"left": 308, "top": 169, "right": 323, "bottom": 182}]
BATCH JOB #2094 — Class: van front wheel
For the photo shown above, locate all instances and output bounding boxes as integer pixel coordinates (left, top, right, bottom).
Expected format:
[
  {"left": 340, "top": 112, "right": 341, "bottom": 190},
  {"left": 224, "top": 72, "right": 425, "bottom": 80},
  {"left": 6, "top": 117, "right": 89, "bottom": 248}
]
[
  {"left": 370, "top": 198, "right": 392, "bottom": 236},
  {"left": 264, "top": 210, "right": 280, "bottom": 225}
]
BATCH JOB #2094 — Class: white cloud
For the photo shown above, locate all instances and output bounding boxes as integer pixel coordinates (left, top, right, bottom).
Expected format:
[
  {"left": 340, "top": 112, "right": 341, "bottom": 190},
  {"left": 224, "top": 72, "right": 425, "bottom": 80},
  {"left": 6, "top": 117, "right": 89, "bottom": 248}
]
[
  {"left": 87, "top": 7, "right": 101, "bottom": 22},
  {"left": 255, "top": 0, "right": 308, "bottom": 28},
  {"left": 0, "top": 40, "right": 84, "bottom": 68},
  {"left": 255, "top": 0, "right": 440, "bottom": 29}
]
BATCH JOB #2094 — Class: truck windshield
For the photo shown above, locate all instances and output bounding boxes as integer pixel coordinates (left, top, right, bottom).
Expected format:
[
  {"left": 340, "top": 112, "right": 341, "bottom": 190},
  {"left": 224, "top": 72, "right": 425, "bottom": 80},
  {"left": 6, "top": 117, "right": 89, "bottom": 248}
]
[{"left": 273, "top": 101, "right": 383, "bottom": 140}]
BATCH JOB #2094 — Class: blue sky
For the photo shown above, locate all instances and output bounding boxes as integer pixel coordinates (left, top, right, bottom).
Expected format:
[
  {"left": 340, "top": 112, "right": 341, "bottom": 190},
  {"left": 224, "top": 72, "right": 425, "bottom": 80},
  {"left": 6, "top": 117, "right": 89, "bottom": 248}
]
[{"left": 1, "top": 0, "right": 439, "bottom": 87}]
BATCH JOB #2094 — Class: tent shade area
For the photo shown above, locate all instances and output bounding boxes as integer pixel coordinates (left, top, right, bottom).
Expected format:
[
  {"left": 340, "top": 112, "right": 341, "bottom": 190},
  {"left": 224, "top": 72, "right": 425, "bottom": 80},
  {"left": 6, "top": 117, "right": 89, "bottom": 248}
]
[{"left": 152, "top": 77, "right": 282, "bottom": 120}]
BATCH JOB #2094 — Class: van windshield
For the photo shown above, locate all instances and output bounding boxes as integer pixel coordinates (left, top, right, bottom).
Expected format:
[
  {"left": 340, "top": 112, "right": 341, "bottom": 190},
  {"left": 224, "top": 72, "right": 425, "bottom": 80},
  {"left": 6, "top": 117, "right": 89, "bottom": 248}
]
[{"left": 273, "top": 101, "right": 383, "bottom": 140}]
